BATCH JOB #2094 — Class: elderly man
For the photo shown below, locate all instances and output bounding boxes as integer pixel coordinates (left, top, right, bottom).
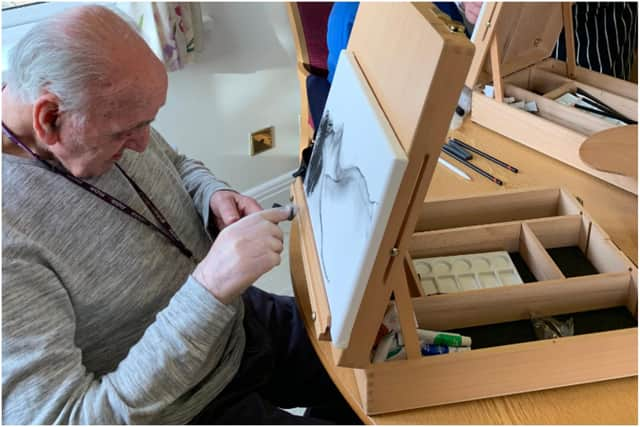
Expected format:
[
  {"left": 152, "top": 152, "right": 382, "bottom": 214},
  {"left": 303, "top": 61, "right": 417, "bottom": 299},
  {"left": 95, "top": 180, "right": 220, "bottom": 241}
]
[{"left": 2, "top": 5, "right": 359, "bottom": 425}]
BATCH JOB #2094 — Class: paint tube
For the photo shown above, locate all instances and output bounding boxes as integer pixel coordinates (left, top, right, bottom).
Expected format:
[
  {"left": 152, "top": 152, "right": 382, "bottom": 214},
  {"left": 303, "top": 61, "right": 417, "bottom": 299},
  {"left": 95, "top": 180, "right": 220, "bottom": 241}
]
[
  {"left": 417, "top": 329, "right": 472, "bottom": 347},
  {"left": 421, "top": 344, "right": 471, "bottom": 356},
  {"left": 382, "top": 302, "right": 401, "bottom": 332},
  {"left": 374, "top": 331, "right": 407, "bottom": 362},
  {"left": 384, "top": 331, "right": 406, "bottom": 361},
  {"left": 386, "top": 346, "right": 406, "bottom": 361},
  {"left": 373, "top": 333, "right": 395, "bottom": 363},
  {"left": 373, "top": 302, "right": 402, "bottom": 348}
]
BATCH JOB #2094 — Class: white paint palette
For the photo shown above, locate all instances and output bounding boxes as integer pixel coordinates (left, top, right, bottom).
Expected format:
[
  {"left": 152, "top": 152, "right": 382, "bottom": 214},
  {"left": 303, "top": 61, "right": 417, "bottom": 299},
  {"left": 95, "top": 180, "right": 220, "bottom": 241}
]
[{"left": 413, "top": 251, "right": 524, "bottom": 295}]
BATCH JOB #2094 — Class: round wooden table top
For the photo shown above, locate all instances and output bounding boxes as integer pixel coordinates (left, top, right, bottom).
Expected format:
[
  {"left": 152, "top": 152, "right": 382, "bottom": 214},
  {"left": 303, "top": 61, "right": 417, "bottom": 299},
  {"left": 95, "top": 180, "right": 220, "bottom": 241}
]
[{"left": 289, "top": 120, "right": 637, "bottom": 424}]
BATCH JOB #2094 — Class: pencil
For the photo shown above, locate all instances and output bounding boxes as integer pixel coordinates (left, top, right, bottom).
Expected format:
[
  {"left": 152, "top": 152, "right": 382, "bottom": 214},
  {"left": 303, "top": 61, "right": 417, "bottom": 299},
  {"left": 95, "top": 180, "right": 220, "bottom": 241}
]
[
  {"left": 441, "top": 146, "right": 503, "bottom": 186},
  {"left": 438, "top": 157, "right": 471, "bottom": 181},
  {"left": 450, "top": 138, "right": 518, "bottom": 173}
]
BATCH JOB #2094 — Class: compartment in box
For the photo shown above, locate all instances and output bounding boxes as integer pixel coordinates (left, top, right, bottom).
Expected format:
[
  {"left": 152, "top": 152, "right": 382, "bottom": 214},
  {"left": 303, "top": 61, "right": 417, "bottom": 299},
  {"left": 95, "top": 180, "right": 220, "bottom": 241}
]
[
  {"left": 410, "top": 259, "right": 636, "bottom": 349},
  {"left": 413, "top": 250, "right": 525, "bottom": 294},
  {"left": 406, "top": 191, "right": 636, "bottom": 344},
  {"left": 447, "top": 307, "right": 637, "bottom": 350},
  {"left": 414, "top": 189, "right": 632, "bottom": 278},
  {"left": 412, "top": 245, "right": 603, "bottom": 294},
  {"left": 416, "top": 188, "right": 580, "bottom": 232},
  {"left": 410, "top": 216, "right": 581, "bottom": 286},
  {"left": 508, "top": 252, "right": 536, "bottom": 282},
  {"left": 481, "top": 65, "right": 637, "bottom": 138},
  {"left": 511, "top": 246, "right": 600, "bottom": 281},
  {"left": 504, "top": 67, "right": 638, "bottom": 121},
  {"left": 546, "top": 247, "right": 598, "bottom": 277},
  {"left": 499, "top": 83, "right": 617, "bottom": 136},
  {"left": 536, "top": 58, "right": 638, "bottom": 101}
]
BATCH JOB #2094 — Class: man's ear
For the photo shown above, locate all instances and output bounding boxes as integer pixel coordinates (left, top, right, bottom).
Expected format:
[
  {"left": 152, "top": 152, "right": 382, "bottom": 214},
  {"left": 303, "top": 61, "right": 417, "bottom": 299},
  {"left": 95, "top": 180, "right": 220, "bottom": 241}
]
[{"left": 32, "top": 93, "right": 62, "bottom": 147}]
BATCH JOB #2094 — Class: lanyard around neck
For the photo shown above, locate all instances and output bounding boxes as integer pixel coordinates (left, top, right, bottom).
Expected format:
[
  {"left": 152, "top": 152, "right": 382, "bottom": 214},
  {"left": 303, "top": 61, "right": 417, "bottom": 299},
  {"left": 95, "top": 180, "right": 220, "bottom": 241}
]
[{"left": 2, "top": 122, "right": 195, "bottom": 261}]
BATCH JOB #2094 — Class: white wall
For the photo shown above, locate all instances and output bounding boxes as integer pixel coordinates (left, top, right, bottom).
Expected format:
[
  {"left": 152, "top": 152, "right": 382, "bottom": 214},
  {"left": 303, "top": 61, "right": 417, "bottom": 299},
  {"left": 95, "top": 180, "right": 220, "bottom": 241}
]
[{"left": 153, "top": 2, "right": 301, "bottom": 193}]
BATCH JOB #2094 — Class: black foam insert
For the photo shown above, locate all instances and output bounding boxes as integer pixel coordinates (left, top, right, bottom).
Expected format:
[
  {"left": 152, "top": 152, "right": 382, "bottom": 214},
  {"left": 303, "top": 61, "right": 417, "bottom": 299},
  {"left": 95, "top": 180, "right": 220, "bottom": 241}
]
[
  {"left": 446, "top": 307, "right": 636, "bottom": 350},
  {"left": 509, "top": 246, "right": 600, "bottom": 282},
  {"left": 444, "top": 248, "right": 634, "bottom": 349},
  {"left": 509, "top": 252, "right": 537, "bottom": 282},
  {"left": 547, "top": 246, "right": 599, "bottom": 277}
]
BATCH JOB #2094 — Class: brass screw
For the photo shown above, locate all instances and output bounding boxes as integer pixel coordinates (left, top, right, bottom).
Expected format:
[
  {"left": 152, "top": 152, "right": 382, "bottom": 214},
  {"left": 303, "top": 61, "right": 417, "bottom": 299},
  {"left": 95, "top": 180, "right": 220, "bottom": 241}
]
[
  {"left": 311, "top": 312, "right": 316, "bottom": 321},
  {"left": 390, "top": 248, "right": 400, "bottom": 257},
  {"left": 533, "top": 37, "right": 542, "bottom": 47}
]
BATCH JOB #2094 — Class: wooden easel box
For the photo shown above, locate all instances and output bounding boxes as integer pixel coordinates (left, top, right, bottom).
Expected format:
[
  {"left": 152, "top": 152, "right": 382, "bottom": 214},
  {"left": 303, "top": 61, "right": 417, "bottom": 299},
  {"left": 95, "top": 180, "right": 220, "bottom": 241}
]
[
  {"left": 352, "top": 187, "right": 638, "bottom": 415},
  {"left": 466, "top": 2, "right": 638, "bottom": 194},
  {"left": 289, "top": 3, "right": 638, "bottom": 416}
]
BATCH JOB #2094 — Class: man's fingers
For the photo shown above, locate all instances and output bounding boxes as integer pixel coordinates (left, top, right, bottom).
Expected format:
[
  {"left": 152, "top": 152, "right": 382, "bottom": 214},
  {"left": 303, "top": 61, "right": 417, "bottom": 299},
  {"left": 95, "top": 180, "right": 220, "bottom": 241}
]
[
  {"left": 214, "top": 216, "right": 226, "bottom": 232},
  {"left": 218, "top": 200, "right": 240, "bottom": 225},
  {"left": 266, "top": 236, "right": 284, "bottom": 254},
  {"left": 259, "top": 206, "right": 295, "bottom": 224},
  {"left": 241, "top": 197, "right": 263, "bottom": 215}
]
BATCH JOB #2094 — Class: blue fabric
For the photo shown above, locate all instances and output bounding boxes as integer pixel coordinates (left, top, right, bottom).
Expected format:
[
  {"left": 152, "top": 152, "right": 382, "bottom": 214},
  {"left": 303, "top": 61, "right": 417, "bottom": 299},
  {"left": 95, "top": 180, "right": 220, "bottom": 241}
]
[
  {"left": 434, "top": 2, "right": 465, "bottom": 25},
  {"left": 326, "top": 2, "right": 359, "bottom": 83},
  {"left": 326, "top": 2, "right": 464, "bottom": 83}
]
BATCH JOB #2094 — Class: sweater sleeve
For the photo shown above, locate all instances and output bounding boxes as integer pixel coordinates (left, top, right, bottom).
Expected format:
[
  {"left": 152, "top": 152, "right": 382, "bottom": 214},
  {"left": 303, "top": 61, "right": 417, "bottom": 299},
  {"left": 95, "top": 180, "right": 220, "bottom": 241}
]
[
  {"left": 1, "top": 242, "right": 243, "bottom": 425},
  {"left": 150, "top": 128, "right": 236, "bottom": 233}
]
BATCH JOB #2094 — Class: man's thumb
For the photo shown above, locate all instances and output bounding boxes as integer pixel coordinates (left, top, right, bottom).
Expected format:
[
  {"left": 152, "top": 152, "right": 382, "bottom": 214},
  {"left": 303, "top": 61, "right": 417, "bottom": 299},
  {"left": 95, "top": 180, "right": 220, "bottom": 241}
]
[{"left": 260, "top": 204, "right": 297, "bottom": 224}]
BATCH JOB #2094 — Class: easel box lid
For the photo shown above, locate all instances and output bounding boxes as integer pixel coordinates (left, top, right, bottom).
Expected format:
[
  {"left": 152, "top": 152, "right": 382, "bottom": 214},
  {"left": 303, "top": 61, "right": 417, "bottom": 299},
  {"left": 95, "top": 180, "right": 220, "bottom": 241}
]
[
  {"left": 465, "top": 2, "right": 564, "bottom": 88},
  {"left": 294, "top": 2, "right": 474, "bottom": 368}
]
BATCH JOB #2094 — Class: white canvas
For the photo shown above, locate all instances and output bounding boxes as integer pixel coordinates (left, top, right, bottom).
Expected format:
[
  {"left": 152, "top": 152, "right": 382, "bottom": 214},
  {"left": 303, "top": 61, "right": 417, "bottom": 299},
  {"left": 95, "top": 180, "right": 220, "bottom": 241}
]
[{"left": 303, "top": 50, "right": 408, "bottom": 349}]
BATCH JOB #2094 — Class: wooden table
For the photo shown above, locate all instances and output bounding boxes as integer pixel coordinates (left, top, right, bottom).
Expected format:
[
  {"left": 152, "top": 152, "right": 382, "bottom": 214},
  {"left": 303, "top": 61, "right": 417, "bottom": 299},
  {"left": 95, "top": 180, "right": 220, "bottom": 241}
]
[{"left": 289, "top": 119, "right": 638, "bottom": 424}]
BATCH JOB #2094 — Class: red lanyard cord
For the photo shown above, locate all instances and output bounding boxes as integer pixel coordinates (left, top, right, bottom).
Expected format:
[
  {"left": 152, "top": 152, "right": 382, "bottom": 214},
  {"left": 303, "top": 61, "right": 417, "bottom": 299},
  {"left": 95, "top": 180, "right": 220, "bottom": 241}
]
[{"left": 2, "top": 122, "right": 194, "bottom": 260}]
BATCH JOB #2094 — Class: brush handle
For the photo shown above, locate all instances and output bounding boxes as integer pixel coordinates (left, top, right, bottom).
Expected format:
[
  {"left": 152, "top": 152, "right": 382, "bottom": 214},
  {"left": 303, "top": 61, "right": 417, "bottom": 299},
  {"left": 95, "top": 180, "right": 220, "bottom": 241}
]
[
  {"left": 575, "top": 88, "right": 637, "bottom": 124},
  {"left": 450, "top": 138, "right": 518, "bottom": 173},
  {"left": 441, "top": 146, "right": 503, "bottom": 186},
  {"left": 573, "top": 104, "right": 636, "bottom": 125}
]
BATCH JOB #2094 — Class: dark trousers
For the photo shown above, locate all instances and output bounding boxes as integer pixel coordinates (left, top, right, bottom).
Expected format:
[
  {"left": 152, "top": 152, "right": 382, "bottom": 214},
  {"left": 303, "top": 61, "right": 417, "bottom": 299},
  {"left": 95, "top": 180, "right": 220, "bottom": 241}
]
[{"left": 190, "top": 287, "right": 363, "bottom": 425}]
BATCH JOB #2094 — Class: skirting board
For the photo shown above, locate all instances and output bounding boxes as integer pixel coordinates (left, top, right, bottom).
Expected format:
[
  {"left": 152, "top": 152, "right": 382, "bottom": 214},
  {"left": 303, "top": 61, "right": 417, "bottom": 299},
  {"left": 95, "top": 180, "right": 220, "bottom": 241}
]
[{"left": 244, "top": 169, "right": 297, "bottom": 208}]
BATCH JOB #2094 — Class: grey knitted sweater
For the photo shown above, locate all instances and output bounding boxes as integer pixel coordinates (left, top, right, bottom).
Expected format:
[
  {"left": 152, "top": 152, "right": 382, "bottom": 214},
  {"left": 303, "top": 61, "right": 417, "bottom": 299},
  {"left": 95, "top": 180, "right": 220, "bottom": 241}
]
[{"left": 2, "top": 129, "right": 246, "bottom": 424}]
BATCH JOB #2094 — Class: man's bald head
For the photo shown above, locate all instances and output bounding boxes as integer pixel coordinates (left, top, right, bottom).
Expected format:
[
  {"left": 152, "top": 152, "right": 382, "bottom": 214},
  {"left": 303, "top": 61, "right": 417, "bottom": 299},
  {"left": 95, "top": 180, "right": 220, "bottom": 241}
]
[{"left": 7, "top": 5, "right": 166, "bottom": 115}]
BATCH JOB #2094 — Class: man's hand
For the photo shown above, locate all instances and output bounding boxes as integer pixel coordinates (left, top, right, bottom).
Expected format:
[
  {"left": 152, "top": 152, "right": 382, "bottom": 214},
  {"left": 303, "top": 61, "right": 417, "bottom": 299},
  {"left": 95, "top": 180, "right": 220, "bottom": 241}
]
[
  {"left": 463, "top": 2, "right": 482, "bottom": 25},
  {"left": 209, "top": 190, "right": 262, "bottom": 231},
  {"left": 192, "top": 207, "right": 291, "bottom": 304}
]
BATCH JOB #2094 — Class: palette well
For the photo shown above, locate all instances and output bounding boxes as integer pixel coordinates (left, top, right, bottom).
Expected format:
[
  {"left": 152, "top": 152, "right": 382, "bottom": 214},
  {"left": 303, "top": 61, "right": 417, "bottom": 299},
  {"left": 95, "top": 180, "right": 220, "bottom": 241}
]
[{"left": 413, "top": 251, "right": 524, "bottom": 295}]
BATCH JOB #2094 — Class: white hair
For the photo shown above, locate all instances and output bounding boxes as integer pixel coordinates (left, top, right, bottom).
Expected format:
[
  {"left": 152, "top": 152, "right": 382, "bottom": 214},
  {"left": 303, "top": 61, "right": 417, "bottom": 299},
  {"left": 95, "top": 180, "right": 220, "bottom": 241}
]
[{"left": 7, "top": 5, "right": 142, "bottom": 116}]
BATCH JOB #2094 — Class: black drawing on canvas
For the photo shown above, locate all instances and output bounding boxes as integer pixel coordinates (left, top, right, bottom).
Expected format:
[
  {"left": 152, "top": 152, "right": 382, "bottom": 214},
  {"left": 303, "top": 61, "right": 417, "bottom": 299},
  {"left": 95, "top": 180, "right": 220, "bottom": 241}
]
[{"left": 304, "top": 110, "right": 378, "bottom": 285}]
